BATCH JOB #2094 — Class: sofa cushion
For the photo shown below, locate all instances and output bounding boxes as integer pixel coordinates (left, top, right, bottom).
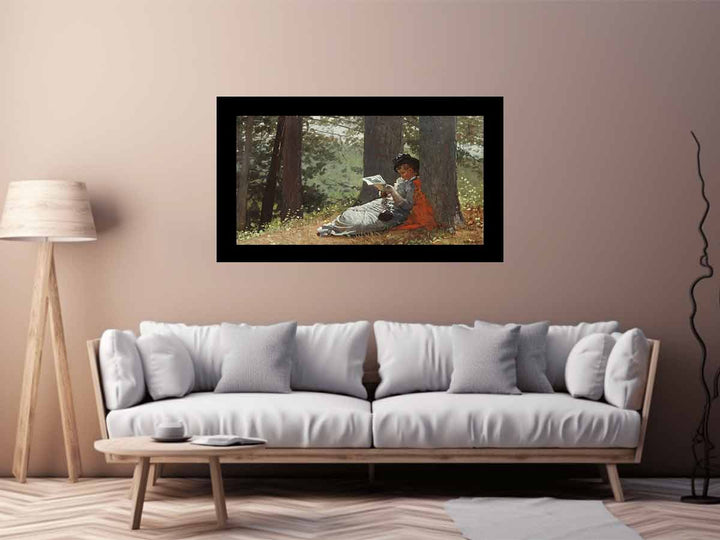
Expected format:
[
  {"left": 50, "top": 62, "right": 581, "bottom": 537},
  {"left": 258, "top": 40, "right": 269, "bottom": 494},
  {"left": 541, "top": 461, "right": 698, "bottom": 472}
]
[
  {"left": 140, "top": 321, "right": 223, "bottom": 392},
  {"left": 565, "top": 333, "right": 616, "bottom": 401},
  {"left": 604, "top": 328, "right": 651, "bottom": 410},
  {"left": 292, "top": 321, "right": 371, "bottom": 399},
  {"left": 98, "top": 329, "right": 145, "bottom": 410},
  {"left": 546, "top": 321, "right": 620, "bottom": 391},
  {"left": 215, "top": 321, "right": 297, "bottom": 393},
  {"left": 374, "top": 321, "right": 456, "bottom": 399},
  {"left": 140, "top": 320, "right": 370, "bottom": 395},
  {"left": 474, "top": 320, "right": 553, "bottom": 393},
  {"left": 105, "top": 391, "right": 372, "bottom": 448},
  {"left": 136, "top": 333, "right": 195, "bottom": 400},
  {"left": 372, "top": 392, "right": 640, "bottom": 448},
  {"left": 448, "top": 324, "right": 521, "bottom": 394}
]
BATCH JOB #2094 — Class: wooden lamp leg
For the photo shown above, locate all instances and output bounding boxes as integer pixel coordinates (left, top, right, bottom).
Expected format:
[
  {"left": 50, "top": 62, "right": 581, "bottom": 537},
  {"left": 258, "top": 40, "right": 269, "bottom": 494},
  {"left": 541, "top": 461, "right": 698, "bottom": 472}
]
[
  {"left": 48, "top": 256, "right": 82, "bottom": 481},
  {"left": 12, "top": 241, "right": 83, "bottom": 483},
  {"left": 12, "top": 242, "right": 53, "bottom": 483}
]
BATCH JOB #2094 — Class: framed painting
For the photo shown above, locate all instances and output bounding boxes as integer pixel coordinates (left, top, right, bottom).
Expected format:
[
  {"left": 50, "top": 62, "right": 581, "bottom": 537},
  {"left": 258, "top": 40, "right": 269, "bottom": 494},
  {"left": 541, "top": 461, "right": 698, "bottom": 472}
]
[{"left": 217, "top": 96, "right": 503, "bottom": 262}]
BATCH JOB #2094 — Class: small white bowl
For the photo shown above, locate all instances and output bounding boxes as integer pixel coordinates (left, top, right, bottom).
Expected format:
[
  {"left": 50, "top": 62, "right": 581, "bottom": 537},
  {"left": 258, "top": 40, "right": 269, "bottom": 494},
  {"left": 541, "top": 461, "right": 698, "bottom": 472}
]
[{"left": 154, "top": 422, "right": 185, "bottom": 440}]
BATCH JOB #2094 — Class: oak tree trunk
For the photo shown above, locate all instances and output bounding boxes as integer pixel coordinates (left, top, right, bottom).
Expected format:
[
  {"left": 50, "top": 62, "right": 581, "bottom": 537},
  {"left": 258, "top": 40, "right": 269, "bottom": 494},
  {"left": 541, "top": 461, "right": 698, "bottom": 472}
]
[
  {"left": 236, "top": 116, "right": 254, "bottom": 231},
  {"left": 419, "top": 116, "right": 464, "bottom": 228},
  {"left": 358, "top": 116, "right": 404, "bottom": 204},
  {"left": 260, "top": 116, "right": 286, "bottom": 228},
  {"left": 279, "top": 115, "right": 303, "bottom": 220}
]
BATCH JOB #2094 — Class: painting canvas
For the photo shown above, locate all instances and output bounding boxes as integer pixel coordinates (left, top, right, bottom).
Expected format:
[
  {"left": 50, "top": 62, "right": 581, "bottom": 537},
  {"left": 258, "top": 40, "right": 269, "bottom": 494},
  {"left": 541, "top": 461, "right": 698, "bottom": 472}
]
[{"left": 217, "top": 97, "right": 502, "bottom": 262}]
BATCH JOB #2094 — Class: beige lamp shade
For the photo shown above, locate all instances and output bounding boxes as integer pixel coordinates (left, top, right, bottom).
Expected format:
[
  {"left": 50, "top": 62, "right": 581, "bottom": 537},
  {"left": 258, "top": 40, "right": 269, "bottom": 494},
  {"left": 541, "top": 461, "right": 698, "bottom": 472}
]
[{"left": 0, "top": 180, "right": 96, "bottom": 242}]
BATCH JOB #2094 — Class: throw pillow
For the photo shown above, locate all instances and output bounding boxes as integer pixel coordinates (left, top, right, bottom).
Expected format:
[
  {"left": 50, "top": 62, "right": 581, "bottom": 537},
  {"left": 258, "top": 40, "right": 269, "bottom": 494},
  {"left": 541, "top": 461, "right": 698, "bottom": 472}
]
[
  {"left": 98, "top": 329, "right": 145, "bottom": 410},
  {"left": 215, "top": 321, "right": 297, "bottom": 393},
  {"left": 604, "top": 328, "right": 651, "bottom": 410},
  {"left": 448, "top": 324, "right": 522, "bottom": 394},
  {"left": 136, "top": 333, "right": 195, "bottom": 400},
  {"left": 292, "top": 321, "right": 371, "bottom": 399},
  {"left": 374, "top": 321, "right": 456, "bottom": 399},
  {"left": 546, "top": 321, "right": 620, "bottom": 391},
  {"left": 139, "top": 321, "right": 222, "bottom": 392},
  {"left": 474, "top": 320, "right": 553, "bottom": 393},
  {"left": 564, "top": 333, "right": 616, "bottom": 400}
]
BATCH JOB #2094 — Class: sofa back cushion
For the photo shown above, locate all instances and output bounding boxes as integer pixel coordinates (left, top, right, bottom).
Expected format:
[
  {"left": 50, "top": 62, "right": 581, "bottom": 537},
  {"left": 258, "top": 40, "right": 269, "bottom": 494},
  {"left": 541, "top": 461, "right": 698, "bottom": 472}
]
[
  {"left": 136, "top": 333, "right": 195, "bottom": 400},
  {"left": 215, "top": 321, "right": 297, "bottom": 393},
  {"left": 293, "top": 321, "right": 371, "bottom": 399},
  {"left": 98, "top": 329, "right": 145, "bottom": 410},
  {"left": 374, "top": 321, "right": 456, "bottom": 399},
  {"left": 141, "top": 320, "right": 369, "bottom": 396},
  {"left": 546, "top": 321, "right": 620, "bottom": 391}
]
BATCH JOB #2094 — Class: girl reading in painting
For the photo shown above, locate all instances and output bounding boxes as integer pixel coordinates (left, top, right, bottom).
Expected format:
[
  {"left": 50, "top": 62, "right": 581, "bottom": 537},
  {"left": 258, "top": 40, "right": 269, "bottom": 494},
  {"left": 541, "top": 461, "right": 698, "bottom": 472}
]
[{"left": 317, "top": 153, "right": 438, "bottom": 237}]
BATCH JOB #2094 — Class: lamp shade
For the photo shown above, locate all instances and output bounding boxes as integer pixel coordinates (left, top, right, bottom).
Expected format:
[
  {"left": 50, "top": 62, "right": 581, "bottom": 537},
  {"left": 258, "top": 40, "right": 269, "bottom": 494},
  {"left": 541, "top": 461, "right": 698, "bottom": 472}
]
[{"left": 0, "top": 180, "right": 96, "bottom": 242}]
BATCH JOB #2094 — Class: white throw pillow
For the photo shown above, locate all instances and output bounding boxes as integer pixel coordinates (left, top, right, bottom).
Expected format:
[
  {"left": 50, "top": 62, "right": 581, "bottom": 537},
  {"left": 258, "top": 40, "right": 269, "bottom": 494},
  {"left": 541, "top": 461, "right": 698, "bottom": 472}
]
[
  {"left": 604, "top": 328, "right": 651, "bottom": 410},
  {"left": 292, "top": 321, "right": 371, "bottom": 399},
  {"left": 564, "top": 333, "right": 616, "bottom": 400},
  {"left": 140, "top": 321, "right": 222, "bottom": 392},
  {"left": 546, "top": 321, "right": 620, "bottom": 391},
  {"left": 98, "top": 329, "right": 145, "bottom": 410},
  {"left": 374, "top": 321, "right": 457, "bottom": 399},
  {"left": 136, "top": 333, "right": 195, "bottom": 400}
]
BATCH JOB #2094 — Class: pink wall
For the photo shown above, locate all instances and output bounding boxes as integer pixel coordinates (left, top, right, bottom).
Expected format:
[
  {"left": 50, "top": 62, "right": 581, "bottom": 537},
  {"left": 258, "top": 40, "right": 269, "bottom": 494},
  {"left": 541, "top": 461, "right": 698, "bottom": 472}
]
[{"left": 0, "top": 0, "right": 718, "bottom": 476}]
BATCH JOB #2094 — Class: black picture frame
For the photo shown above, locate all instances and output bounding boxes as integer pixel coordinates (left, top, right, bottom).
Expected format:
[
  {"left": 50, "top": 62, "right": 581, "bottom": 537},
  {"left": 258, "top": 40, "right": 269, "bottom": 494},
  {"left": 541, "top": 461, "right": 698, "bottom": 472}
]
[{"left": 217, "top": 97, "right": 503, "bottom": 262}]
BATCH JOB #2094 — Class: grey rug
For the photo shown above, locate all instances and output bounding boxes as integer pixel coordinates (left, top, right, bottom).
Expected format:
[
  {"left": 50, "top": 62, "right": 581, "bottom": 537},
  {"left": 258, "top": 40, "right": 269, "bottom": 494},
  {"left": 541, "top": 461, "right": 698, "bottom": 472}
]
[{"left": 444, "top": 497, "right": 642, "bottom": 540}]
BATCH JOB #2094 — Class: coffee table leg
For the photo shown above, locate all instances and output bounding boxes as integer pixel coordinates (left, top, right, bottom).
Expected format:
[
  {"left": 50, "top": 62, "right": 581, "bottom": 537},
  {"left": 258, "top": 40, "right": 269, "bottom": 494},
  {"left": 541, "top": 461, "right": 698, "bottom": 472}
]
[
  {"left": 208, "top": 457, "right": 227, "bottom": 527},
  {"left": 130, "top": 457, "right": 150, "bottom": 530}
]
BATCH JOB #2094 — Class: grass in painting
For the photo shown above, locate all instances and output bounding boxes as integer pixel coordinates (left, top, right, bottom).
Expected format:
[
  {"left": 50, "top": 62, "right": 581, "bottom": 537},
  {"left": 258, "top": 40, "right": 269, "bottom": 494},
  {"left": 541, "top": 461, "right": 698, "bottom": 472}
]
[{"left": 237, "top": 175, "right": 484, "bottom": 246}]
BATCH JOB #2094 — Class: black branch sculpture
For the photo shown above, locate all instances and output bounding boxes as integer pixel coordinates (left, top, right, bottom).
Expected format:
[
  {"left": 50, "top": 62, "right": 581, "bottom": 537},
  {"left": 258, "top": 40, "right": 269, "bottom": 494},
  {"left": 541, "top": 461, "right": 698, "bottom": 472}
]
[{"left": 681, "top": 131, "right": 720, "bottom": 504}]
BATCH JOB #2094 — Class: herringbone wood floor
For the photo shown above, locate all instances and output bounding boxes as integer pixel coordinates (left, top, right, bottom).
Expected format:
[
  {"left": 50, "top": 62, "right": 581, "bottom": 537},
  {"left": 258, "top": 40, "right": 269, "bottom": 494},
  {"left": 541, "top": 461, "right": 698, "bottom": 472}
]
[{"left": 0, "top": 475, "right": 718, "bottom": 539}]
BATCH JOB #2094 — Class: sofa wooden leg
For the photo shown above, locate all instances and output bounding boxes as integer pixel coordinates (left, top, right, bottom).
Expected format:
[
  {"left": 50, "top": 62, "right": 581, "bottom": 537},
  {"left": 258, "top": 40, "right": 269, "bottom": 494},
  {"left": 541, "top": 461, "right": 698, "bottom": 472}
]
[
  {"left": 605, "top": 464, "right": 624, "bottom": 502},
  {"left": 368, "top": 463, "right": 375, "bottom": 484}
]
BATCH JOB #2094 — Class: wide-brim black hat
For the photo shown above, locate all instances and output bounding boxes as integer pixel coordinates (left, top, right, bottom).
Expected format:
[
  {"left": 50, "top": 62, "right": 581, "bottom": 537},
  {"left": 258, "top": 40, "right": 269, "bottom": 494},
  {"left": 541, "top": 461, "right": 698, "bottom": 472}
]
[{"left": 393, "top": 153, "right": 420, "bottom": 173}]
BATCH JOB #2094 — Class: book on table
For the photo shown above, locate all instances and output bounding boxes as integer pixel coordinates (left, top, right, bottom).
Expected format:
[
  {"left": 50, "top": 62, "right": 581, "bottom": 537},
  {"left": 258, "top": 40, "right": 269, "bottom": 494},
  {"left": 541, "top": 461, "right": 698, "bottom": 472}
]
[{"left": 190, "top": 435, "right": 266, "bottom": 447}]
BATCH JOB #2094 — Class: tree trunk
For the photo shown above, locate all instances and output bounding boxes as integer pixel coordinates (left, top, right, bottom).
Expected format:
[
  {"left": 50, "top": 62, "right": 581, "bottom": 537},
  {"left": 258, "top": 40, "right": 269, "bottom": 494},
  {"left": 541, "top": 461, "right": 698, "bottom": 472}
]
[
  {"left": 236, "top": 116, "right": 254, "bottom": 231},
  {"left": 358, "top": 116, "right": 404, "bottom": 204},
  {"left": 260, "top": 116, "right": 286, "bottom": 228},
  {"left": 419, "top": 116, "right": 464, "bottom": 229},
  {"left": 279, "top": 115, "right": 303, "bottom": 220}
]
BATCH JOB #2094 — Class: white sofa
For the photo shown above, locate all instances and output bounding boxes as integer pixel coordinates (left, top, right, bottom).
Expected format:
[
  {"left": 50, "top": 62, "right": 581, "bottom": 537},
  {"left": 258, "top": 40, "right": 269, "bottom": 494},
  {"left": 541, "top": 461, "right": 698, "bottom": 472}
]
[{"left": 87, "top": 321, "right": 660, "bottom": 503}]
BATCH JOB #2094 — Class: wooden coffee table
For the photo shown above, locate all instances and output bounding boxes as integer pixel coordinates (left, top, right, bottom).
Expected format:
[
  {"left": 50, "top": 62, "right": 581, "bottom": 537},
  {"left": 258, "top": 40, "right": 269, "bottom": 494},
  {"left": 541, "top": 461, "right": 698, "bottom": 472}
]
[{"left": 94, "top": 436, "right": 266, "bottom": 530}]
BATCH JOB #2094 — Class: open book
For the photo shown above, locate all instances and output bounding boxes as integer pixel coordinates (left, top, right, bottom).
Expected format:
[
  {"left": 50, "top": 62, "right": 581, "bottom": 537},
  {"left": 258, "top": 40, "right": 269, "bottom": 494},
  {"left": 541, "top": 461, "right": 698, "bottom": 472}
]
[
  {"left": 362, "top": 174, "right": 386, "bottom": 187},
  {"left": 190, "top": 435, "right": 266, "bottom": 447}
]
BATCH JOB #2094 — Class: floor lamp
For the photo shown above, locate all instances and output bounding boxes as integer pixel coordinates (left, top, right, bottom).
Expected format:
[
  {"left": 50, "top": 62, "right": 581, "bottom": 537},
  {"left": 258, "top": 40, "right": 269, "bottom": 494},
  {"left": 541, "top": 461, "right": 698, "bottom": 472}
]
[{"left": 0, "top": 180, "right": 96, "bottom": 483}]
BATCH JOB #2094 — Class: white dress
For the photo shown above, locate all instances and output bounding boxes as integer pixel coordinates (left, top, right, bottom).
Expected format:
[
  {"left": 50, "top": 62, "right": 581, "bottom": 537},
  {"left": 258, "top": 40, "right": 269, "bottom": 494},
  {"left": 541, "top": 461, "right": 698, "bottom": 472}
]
[{"left": 317, "top": 177, "right": 416, "bottom": 237}]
